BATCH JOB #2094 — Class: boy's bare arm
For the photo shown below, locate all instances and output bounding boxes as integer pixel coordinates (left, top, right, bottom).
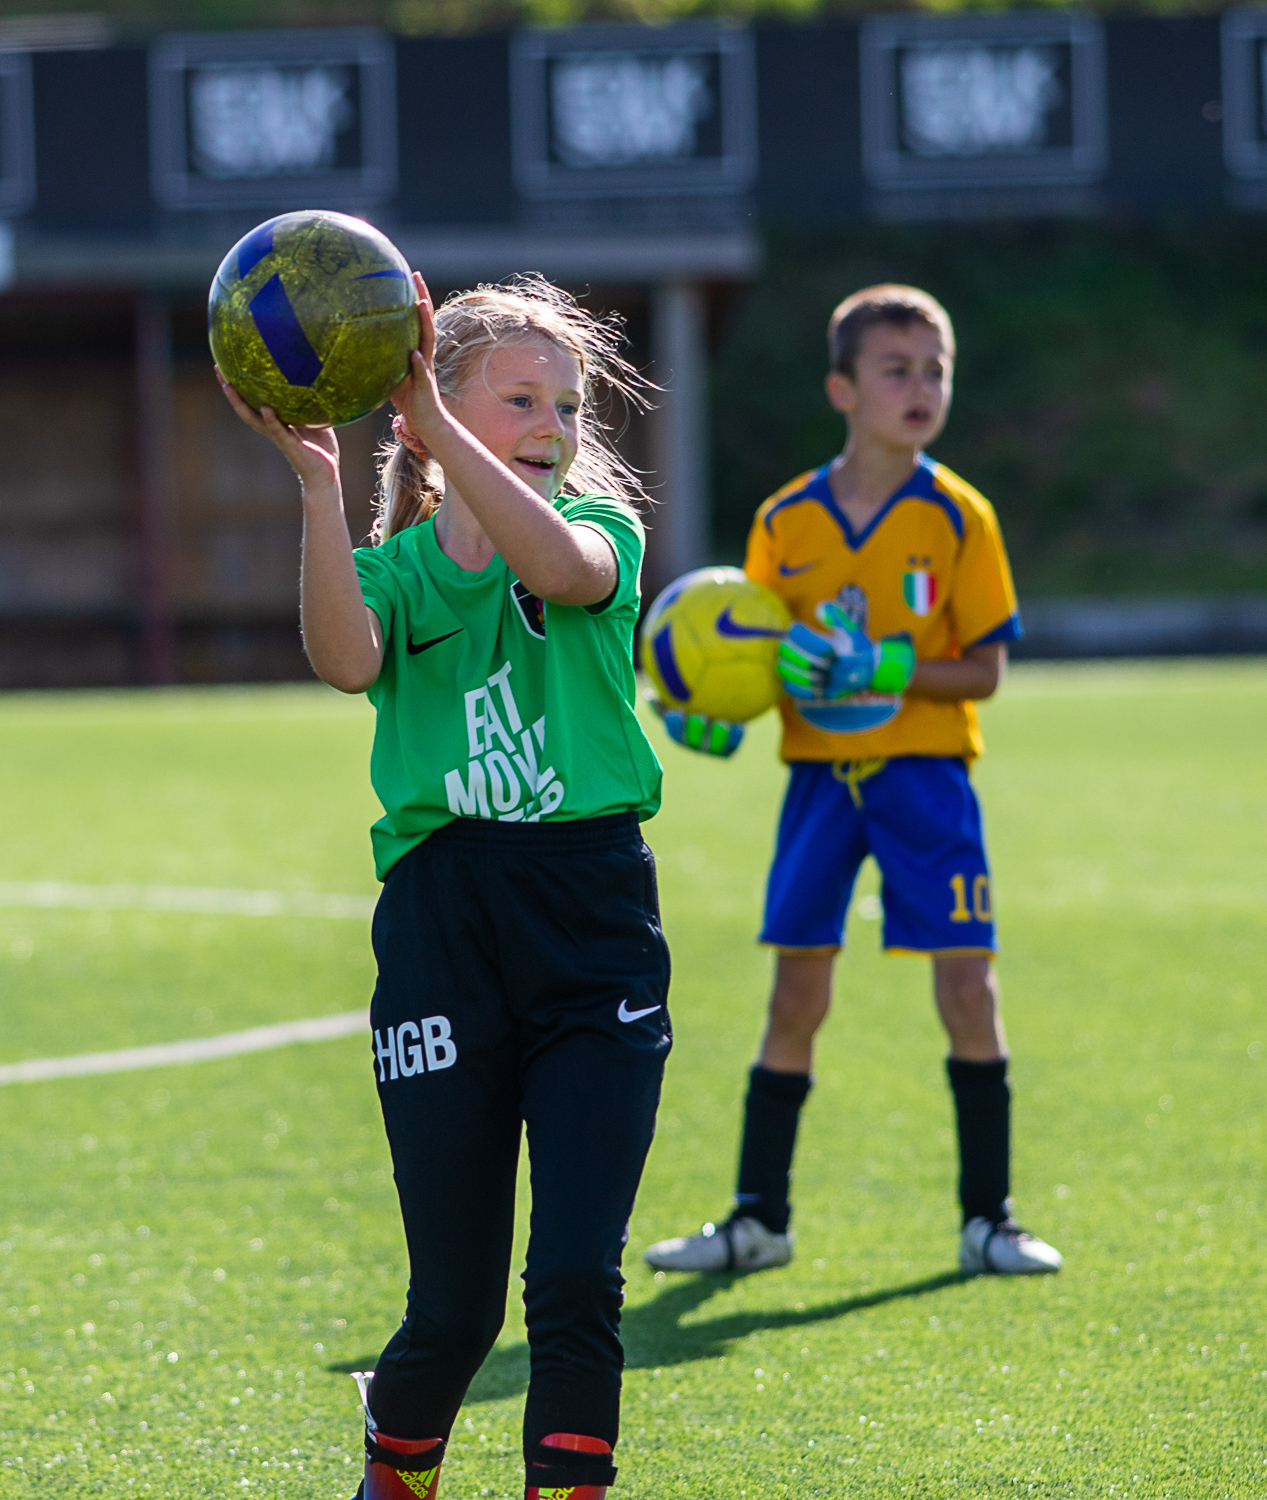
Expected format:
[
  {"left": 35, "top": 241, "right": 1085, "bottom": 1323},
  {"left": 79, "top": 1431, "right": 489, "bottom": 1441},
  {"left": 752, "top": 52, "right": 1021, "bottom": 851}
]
[{"left": 907, "top": 643, "right": 1005, "bottom": 702}]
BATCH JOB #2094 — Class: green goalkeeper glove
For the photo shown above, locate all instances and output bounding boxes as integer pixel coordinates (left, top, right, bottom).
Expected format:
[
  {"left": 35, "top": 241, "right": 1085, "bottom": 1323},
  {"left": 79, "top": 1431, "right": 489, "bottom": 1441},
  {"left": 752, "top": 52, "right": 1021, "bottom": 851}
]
[
  {"left": 817, "top": 603, "right": 916, "bottom": 696},
  {"left": 776, "top": 622, "right": 836, "bottom": 700},
  {"left": 647, "top": 696, "right": 744, "bottom": 758}
]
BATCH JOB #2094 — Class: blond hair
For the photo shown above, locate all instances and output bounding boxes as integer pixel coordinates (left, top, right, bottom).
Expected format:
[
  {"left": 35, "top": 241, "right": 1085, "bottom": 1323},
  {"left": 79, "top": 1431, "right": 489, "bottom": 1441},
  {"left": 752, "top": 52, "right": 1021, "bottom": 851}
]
[
  {"left": 827, "top": 284, "right": 955, "bottom": 377},
  {"left": 372, "top": 275, "right": 650, "bottom": 544}
]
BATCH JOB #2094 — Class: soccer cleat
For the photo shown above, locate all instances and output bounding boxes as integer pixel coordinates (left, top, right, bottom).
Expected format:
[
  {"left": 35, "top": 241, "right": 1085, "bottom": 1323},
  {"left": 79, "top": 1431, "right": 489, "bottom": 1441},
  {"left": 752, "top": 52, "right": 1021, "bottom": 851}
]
[
  {"left": 526, "top": 1432, "right": 616, "bottom": 1500},
  {"left": 644, "top": 1215, "right": 793, "bottom": 1273},
  {"left": 959, "top": 1217, "right": 1063, "bottom": 1276}
]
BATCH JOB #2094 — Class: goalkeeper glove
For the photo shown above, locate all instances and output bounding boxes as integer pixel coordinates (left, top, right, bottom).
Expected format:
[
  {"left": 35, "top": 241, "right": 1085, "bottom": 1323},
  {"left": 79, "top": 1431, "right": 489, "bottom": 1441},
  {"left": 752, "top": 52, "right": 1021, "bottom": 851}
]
[
  {"left": 777, "top": 622, "right": 836, "bottom": 700},
  {"left": 647, "top": 696, "right": 744, "bottom": 758},
  {"left": 778, "top": 607, "right": 915, "bottom": 703},
  {"left": 817, "top": 602, "right": 916, "bottom": 697}
]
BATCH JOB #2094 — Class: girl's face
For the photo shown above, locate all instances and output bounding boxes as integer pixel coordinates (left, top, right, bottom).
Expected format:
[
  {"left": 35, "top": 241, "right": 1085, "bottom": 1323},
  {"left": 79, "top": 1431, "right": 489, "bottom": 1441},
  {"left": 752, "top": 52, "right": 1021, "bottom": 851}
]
[
  {"left": 825, "top": 320, "right": 953, "bottom": 453},
  {"left": 449, "top": 336, "right": 582, "bottom": 500}
]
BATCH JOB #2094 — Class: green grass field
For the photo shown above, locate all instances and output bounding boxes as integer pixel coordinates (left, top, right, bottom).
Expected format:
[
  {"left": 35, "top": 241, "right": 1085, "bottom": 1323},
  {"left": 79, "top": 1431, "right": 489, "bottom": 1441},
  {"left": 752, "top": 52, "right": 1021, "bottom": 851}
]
[{"left": 1, "top": 663, "right": 1264, "bottom": 1498}]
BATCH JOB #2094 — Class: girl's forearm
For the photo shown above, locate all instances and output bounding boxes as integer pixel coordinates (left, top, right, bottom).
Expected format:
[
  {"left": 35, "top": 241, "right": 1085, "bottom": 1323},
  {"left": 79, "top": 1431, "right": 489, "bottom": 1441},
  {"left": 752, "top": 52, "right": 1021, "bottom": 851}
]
[
  {"left": 300, "top": 483, "right": 384, "bottom": 692},
  {"left": 425, "top": 415, "right": 614, "bottom": 604}
]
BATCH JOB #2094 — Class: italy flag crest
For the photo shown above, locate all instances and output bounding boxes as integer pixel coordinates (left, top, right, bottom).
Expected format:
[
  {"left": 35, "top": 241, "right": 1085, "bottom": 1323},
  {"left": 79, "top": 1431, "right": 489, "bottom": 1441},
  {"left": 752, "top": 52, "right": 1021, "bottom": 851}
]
[{"left": 903, "top": 569, "right": 936, "bottom": 616}]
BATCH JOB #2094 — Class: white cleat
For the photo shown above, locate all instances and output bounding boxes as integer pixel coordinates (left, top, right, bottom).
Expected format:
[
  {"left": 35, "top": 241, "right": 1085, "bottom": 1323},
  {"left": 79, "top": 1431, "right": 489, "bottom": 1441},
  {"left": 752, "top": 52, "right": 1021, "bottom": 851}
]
[
  {"left": 960, "top": 1217, "right": 1063, "bottom": 1276},
  {"left": 645, "top": 1216, "right": 793, "bottom": 1273}
]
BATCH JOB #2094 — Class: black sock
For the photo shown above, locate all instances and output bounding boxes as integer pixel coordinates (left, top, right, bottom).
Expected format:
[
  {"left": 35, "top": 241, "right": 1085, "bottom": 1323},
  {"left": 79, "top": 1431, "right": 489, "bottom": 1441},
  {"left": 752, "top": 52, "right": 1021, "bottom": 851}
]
[
  {"left": 946, "top": 1057, "right": 1011, "bottom": 1227},
  {"left": 733, "top": 1065, "right": 812, "bottom": 1235}
]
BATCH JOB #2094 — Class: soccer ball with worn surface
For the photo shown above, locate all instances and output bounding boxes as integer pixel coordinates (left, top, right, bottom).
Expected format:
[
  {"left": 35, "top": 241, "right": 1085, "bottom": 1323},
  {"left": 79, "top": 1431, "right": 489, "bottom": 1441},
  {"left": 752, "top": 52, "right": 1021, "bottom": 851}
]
[
  {"left": 642, "top": 567, "right": 792, "bottom": 724},
  {"left": 208, "top": 210, "right": 420, "bottom": 427}
]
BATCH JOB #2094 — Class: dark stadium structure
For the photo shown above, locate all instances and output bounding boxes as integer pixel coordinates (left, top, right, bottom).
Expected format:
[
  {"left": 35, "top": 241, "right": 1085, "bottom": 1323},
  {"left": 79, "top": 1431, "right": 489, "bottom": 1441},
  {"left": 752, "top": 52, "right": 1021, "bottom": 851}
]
[{"left": 0, "top": 14, "right": 1250, "bottom": 685}]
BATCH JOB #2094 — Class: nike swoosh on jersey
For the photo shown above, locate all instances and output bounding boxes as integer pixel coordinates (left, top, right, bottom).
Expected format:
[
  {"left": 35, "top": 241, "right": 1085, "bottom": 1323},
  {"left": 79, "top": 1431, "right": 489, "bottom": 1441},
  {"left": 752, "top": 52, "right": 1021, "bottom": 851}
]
[
  {"left": 778, "top": 561, "right": 817, "bottom": 577},
  {"left": 406, "top": 628, "right": 463, "bottom": 655},
  {"left": 715, "top": 607, "right": 787, "bottom": 640},
  {"left": 617, "top": 1000, "right": 662, "bottom": 1023}
]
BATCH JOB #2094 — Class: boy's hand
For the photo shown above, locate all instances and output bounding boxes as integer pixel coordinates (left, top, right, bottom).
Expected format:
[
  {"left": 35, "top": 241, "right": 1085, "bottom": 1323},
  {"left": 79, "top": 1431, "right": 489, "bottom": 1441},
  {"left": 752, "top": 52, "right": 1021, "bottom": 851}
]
[
  {"left": 869, "top": 634, "right": 917, "bottom": 694},
  {"left": 777, "top": 622, "right": 835, "bottom": 700},
  {"left": 647, "top": 696, "right": 744, "bottom": 758},
  {"left": 817, "top": 603, "right": 916, "bottom": 697}
]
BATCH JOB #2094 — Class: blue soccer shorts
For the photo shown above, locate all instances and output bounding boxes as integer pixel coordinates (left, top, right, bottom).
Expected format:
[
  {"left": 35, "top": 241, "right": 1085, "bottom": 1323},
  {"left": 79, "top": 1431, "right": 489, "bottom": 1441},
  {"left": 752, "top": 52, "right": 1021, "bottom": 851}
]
[{"left": 760, "top": 756, "right": 996, "bottom": 955}]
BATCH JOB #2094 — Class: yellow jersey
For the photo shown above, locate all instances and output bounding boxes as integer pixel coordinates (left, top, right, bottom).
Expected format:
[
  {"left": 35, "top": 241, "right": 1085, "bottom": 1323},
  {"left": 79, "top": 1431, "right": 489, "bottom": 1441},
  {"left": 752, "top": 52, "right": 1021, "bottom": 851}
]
[{"left": 744, "top": 456, "right": 1021, "bottom": 763}]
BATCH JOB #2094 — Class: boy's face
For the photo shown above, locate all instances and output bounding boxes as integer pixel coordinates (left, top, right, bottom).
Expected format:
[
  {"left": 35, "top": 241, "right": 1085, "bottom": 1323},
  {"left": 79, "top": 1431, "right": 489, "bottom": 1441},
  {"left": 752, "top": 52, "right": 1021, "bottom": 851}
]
[{"left": 825, "top": 319, "right": 953, "bottom": 452}]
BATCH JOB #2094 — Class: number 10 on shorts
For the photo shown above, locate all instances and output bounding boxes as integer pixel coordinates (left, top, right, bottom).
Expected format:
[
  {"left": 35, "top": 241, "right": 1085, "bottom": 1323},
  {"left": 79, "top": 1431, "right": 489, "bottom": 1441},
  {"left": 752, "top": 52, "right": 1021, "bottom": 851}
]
[{"left": 949, "top": 873, "right": 991, "bottom": 923}]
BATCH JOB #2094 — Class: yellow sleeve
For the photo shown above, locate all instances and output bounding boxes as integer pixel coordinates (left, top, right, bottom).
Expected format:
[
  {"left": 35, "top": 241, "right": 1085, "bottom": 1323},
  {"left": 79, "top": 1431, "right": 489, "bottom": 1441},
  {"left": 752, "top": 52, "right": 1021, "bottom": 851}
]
[
  {"left": 743, "top": 505, "right": 779, "bottom": 590},
  {"left": 948, "top": 497, "right": 1022, "bottom": 650}
]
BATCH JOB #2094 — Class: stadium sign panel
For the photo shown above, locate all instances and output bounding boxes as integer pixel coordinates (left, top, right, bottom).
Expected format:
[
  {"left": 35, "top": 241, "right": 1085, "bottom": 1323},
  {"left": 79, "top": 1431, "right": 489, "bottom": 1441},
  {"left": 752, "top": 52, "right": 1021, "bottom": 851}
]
[
  {"left": 510, "top": 21, "right": 757, "bottom": 199},
  {"left": 860, "top": 13, "right": 1107, "bottom": 191},
  {"left": 148, "top": 29, "right": 397, "bottom": 210},
  {"left": 1221, "top": 6, "right": 1267, "bottom": 180},
  {"left": 0, "top": 51, "right": 35, "bottom": 216}
]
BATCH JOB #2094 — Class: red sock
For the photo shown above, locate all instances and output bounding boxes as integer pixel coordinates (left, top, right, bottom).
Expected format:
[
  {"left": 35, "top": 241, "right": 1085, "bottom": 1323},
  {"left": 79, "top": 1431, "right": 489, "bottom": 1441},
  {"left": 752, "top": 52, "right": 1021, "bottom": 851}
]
[
  {"left": 363, "top": 1429, "right": 445, "bottom": 1500},
  {"left": 525, "top": 1432, "right": 614, "bottom": 1499}
]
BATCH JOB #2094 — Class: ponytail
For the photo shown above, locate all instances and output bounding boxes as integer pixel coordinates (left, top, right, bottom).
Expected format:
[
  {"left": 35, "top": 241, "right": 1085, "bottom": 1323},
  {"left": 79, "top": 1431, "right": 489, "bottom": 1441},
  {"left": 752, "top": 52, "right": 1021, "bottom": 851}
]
[{"left": 373, "top": 433, "right": 442, "bottom": 545}]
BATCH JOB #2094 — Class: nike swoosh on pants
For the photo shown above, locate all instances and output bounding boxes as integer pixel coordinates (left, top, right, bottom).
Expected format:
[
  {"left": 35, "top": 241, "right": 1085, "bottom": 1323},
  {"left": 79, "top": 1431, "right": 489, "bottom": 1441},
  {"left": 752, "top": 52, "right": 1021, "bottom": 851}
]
[{"left": 617, "top": 1000, "right": 662, "bottom": 1023}]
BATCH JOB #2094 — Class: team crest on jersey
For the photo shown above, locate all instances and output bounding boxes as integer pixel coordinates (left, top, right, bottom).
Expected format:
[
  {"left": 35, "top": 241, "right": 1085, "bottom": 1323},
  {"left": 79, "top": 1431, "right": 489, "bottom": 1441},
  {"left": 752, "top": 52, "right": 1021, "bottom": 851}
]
[
  {"left": 511, "top": 577, "right": 546, "bottom": 639},
  {"left": 831, "top": 584, "right": 870, "bottom": 631},
  {"left": 902, "top": 566, "right": 937, "bottom": 617}
]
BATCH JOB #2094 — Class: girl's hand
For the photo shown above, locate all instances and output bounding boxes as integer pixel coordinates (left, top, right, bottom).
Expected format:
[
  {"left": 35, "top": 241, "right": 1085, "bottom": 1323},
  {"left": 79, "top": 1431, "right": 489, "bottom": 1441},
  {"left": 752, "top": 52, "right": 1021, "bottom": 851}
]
[
  {"left": 390, "top": 272, "right": 449, "bottom": 450},
  {"left": 216, "top": 368, "right": 341, "bottom": 494},
  {"left": 391, "top": 412, "right": 430, "bottom": 462}
]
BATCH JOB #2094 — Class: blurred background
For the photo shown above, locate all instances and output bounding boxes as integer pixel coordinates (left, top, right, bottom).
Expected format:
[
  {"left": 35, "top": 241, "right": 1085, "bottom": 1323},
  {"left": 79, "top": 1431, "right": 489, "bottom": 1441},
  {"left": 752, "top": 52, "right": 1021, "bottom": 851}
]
[{"left": 0, "top": 0, "right": 1265, "bottom": 686}]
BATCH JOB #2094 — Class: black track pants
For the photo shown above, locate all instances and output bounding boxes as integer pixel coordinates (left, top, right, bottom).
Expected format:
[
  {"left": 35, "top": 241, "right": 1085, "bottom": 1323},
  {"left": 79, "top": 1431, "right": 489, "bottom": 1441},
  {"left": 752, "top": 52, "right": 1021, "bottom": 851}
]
[{"left": 365, "top": 812, "right": 671, "bottom": 1464}]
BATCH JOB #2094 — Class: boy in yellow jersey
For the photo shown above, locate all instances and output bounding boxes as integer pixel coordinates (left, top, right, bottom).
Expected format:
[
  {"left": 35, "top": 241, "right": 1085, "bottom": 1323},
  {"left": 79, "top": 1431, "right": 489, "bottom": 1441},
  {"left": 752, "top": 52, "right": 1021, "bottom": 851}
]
[{"left": 648, "top": 285, "right": 1062, "bottom": 1277}]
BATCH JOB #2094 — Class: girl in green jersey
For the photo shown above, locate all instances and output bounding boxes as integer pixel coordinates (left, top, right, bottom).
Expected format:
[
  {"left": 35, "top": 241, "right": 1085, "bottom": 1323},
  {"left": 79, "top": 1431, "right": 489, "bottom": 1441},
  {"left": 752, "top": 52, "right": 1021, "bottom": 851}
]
[{"left": 221, "top": 276, "right": 671, "bottom": 1500}]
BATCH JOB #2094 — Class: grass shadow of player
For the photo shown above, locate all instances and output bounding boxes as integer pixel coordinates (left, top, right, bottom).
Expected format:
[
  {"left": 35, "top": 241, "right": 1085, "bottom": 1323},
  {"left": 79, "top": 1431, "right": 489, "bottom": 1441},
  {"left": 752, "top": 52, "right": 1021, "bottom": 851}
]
[
  {"left": 620, "top": 1268, "right": 967, "bottom": 1371},
  {"left": 326, "top": 1347, "right": 533, "bottom": 1404},
  {"left": 329, "top": 1359, "right": 378, "bottom": 1375},
  {"left": 344, "top": 1266, "right": 966, "bottom": 1403}
]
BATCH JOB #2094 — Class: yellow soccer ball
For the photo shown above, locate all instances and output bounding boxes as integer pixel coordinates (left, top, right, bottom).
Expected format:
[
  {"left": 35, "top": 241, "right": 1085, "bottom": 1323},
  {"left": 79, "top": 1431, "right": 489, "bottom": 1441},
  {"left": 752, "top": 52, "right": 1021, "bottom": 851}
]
[
  {"left": 641, "top": 567, "right": 792, "bottom": 723},
  {"left": 208, "top": 210, "right": 420, "bottom": 427}
]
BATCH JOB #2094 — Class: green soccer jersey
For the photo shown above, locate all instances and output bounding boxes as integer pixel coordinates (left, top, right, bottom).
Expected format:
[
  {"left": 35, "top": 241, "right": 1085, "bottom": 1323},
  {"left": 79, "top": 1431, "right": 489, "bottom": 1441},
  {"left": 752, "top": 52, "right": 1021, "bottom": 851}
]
[{"left": 353, "top": 493, "right": 663, "bottom": 880}]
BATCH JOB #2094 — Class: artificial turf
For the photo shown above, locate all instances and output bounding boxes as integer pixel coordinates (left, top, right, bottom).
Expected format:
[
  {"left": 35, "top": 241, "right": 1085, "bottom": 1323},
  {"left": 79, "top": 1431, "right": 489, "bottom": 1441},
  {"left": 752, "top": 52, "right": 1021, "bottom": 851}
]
[{"left": 1, "top": 662, "right": 1264, "bottom": 1497}]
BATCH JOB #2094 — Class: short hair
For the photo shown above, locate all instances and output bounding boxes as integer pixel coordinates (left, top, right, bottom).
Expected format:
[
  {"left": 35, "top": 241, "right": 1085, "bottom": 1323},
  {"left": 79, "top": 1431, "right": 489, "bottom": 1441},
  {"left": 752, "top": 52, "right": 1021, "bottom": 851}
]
[{"left": 827, "top": 284, "right": 955, "bottom": 378}]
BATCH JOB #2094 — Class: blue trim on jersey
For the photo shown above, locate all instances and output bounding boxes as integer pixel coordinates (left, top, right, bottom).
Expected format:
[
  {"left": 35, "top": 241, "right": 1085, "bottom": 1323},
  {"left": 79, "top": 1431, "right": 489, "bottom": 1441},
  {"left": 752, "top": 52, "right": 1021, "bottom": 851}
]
[
  {"left": 762, "top": 456, "right": 965, "bottom": 550},
  {"left": 967, "top": 612, "right": 1024, "bottom": 648},
  {"left": 762, "top": 462, "right": 835, "bottom": 534},
  {"left": 902, "top": 458, "right": 966, "bottom": 542}
]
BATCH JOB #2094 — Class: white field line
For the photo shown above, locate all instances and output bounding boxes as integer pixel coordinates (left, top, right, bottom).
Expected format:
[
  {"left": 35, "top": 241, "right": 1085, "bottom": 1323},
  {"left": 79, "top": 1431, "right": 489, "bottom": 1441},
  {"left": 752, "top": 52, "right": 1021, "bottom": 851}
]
[
  {"left": 0, "top": 881, "right": 375, "bottom": 920},
  {"left": 0, "top": 1010, "right": 368, "bottom": 1087}
]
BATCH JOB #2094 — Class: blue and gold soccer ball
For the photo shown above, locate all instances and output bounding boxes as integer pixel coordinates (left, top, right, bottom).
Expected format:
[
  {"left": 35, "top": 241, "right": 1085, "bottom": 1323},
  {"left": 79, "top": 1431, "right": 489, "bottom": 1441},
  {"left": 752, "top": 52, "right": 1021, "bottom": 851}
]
[
  {"left": 208, "top": 210, "right": 420, "bottom": 427},
  {"left": 642, "top": 567, "right": 792, "bottom": 723}
]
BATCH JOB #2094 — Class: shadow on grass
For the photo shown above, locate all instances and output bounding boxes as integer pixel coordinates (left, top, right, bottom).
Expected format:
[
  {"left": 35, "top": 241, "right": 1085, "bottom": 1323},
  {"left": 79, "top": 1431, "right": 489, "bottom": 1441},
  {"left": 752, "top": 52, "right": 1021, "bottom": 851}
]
[
  {"left": 622, "top": 1267, "right": 967, "bottom": 1371},
  {"left": 329, "top": 1268, "right": 967, "bottom": 1402}
]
